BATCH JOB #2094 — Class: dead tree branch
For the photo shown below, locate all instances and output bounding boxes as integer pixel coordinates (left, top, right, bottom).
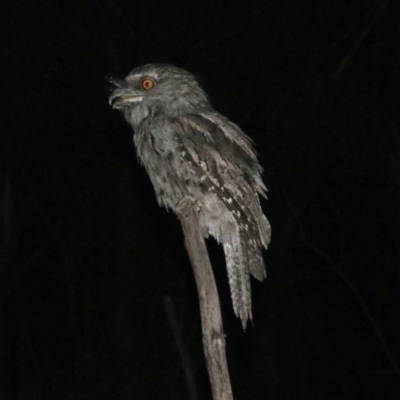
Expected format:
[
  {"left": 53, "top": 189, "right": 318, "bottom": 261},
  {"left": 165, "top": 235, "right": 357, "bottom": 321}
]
[{"left": 180, "top": 209, "right": 234, "bottom": 400}]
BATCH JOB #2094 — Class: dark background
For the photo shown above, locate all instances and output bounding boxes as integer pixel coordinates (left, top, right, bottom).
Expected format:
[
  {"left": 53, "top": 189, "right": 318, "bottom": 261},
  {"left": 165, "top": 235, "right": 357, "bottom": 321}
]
[{"left": 2, "top": 0, "right": 400, "bottom": 399}]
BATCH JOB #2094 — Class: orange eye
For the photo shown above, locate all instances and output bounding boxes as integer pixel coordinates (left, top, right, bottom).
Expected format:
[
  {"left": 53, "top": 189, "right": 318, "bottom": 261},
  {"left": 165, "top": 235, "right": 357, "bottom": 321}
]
[{"left": 141, "top": 78, "right": 155, "bottom": 90}]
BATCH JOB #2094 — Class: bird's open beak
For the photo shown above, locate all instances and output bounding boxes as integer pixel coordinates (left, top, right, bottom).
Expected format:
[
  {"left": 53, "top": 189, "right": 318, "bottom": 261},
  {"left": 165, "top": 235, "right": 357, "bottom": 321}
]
[
  {"left": 108, "top": 77, "right": 143, "bottom": 109},
  {"left": 109, "top": 92, "right": 136, "bottom": 108},
  {"left": 107, "top": 77, "right": 130, "bottom": 109}
]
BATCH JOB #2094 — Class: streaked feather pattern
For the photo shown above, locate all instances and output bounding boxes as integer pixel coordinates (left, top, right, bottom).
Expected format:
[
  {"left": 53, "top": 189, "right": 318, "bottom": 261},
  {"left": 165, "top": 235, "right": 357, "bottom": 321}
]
[{"left": 109, "top": 64, "right": 271, "bottom": 329}]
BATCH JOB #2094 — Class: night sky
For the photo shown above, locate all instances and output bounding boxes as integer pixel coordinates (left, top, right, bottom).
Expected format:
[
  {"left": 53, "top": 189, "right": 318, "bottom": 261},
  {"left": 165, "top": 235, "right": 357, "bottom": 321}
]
[{"left": 2, "top": 0, "right": 400, "bottom": 399}]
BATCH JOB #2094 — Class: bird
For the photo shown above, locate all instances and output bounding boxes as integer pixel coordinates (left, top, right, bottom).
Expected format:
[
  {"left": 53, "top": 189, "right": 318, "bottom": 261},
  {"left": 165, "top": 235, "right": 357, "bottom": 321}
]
[{"left": 109, "top": 64, "right": 271, "bottom": 329}]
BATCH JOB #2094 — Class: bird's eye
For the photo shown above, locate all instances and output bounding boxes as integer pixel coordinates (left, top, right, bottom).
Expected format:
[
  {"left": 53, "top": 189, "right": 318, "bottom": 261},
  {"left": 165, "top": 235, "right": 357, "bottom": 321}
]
[{"left": 141, "top": 78, "right": 155, "bottom": 90}]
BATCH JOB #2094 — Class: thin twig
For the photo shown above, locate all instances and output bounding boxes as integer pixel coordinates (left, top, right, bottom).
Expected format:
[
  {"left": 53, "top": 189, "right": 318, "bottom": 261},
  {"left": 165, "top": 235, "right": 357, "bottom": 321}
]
[
  {"left": 164, "top": 296, "right": 199, "bottom": 400},
  {"left": 286, "top": 194, "right": 400, "bottom": 380},
  {"left": 333, "top": 0, "right": 387, "bottom": 78},
  {"left": 300, "top": 234, "right": 400, "bottom": 380}
]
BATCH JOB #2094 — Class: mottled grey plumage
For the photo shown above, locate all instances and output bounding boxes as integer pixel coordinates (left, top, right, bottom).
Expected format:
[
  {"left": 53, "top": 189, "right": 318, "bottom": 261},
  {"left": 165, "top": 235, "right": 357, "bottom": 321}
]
[{"left": 109, "top": 64, "right": 271, "bottom": 328}]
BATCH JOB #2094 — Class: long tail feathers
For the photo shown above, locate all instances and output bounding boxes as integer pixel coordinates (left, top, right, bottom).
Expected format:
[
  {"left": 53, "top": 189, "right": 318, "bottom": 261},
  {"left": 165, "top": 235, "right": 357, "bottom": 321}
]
[
  {"left": 223, "top": 241, "right": 251, "bottom": 329},
  {"left": 223, "top": 226, "right": 268, "bottom": 329}
]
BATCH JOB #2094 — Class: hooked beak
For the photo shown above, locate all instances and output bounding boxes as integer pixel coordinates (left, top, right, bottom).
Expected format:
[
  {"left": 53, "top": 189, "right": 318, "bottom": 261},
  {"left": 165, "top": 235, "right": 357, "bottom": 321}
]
[{"left": 107, "top": 76, "right": 143, "bottom": 109}]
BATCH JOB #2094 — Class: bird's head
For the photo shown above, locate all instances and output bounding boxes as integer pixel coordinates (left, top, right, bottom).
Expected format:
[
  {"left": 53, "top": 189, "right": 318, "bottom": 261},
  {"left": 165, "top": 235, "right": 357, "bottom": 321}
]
[{"left": 109, "top": 64, "right": 210, "bottom": 126}]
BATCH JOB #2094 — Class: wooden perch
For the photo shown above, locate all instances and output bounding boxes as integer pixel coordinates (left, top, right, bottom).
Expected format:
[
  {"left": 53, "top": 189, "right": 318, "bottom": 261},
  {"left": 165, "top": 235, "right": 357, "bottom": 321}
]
[{"left": 180, "top": 209, "right": 234, "bottom": 400}]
